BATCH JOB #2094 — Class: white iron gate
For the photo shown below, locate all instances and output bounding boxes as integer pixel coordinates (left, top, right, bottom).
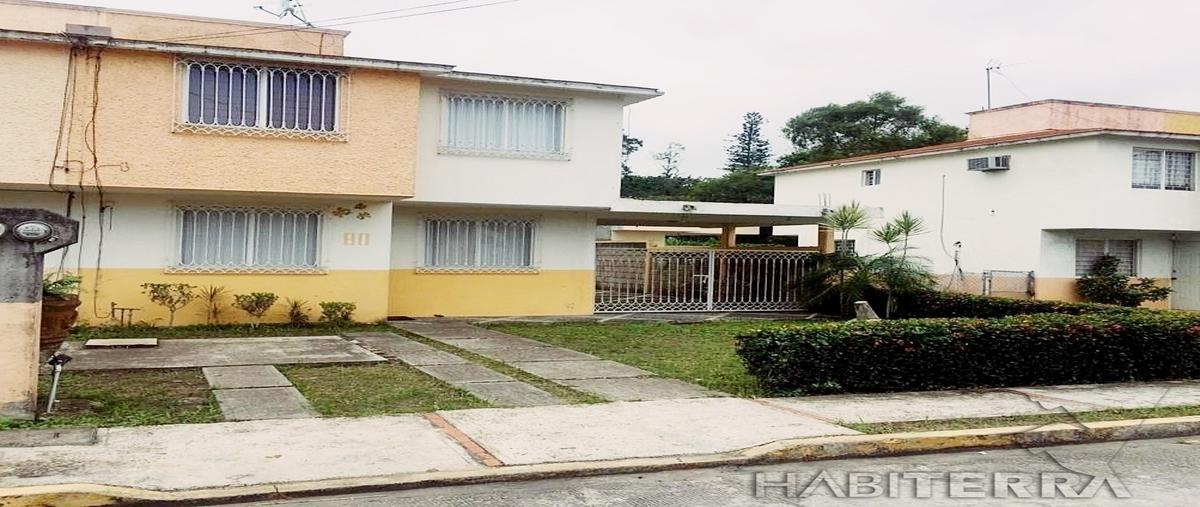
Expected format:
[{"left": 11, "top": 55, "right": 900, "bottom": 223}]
[{"left": 594, "top": 247, "right": 818, "bottom": 312}]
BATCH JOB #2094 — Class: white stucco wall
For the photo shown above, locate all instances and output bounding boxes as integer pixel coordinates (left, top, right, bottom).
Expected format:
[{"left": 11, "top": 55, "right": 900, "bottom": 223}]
[
  {"left": 773, "top": 134, "right": 1200, "bottom": 279},
  {"left": 410, "top": 79, "right": 624, "bottom": 208}
]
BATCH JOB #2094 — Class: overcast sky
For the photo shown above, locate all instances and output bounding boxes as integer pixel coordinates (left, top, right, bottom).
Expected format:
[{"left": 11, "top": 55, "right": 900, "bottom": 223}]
[{"left": 70, "top": 0, "right": 1200, "bottom": 177}]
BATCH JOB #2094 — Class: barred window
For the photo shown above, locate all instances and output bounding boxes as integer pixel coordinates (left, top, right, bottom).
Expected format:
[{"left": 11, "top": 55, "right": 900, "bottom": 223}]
[
  {"left": 423, "top": 217, "right": 536, "bottom": 270},
  {"left": 441, "top": 92, "right": 567, "bottom": 157},
  {"left": 1075, "top": 239, "right": 1137, "bottom": 276},
  {"left": 861, "top": 169, "right": 881, "bottom": 186},
  {"left": 182, "top": 61, "right": 342, "bottom": 133},
  {"left": 1132, "top": 148, "right": 1193, "bottom": 190},
  {"left": 834, "top": 239, "right": 856, "bottom": 255},
  {"left": 174, "top": 205, "right": 322, "bottom": 272}
]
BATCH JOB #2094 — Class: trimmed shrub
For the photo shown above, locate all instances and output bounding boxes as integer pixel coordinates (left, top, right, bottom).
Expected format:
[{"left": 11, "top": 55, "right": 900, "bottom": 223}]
[
  {"left": 319, "top": 301, "right": 356, "bottom": 326},
  {"left": 891, "top": 290, "right": 1135, "bottom": 319},
  {"left": 736, "top": 312, "right": 1200, "bottom": 395}
]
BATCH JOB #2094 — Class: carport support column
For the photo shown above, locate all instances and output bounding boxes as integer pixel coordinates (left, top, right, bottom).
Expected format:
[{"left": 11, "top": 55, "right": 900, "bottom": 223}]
[
  {"left": 817, "top": 226, "right": 835, "bottom": 254},
  {"left": 719, "top": 226, "right": 738, "bottom": 248},
  {"left": 0, "top": 209, "right": 79, "bottom": 420}
]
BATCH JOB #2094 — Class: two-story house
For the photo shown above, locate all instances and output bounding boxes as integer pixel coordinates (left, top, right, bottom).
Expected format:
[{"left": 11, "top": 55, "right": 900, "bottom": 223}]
[
  {"left": 1, "top": 0, "right": 824, "bottom": 325},
  {"left": 768, "top": 99, "right": 1200, "bottom": 310}
]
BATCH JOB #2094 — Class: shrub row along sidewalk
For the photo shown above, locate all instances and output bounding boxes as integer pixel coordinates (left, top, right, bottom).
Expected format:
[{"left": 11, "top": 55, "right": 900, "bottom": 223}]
[{"left": 738, "top": 311, "right": 1200, "bottom": 395}]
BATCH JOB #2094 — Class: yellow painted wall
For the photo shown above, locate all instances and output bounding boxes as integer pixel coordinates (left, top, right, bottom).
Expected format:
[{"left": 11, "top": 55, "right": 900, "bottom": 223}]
[
  {"left": 1036, "top": 277, "right": 1172, "bottom": 310},
  {"left": 388, "top": 270, "right": 595, "bottom": 317},
  {"left": 0, "top": 42, "right": 419, "bottom": 197},
  {"left": 1163, "top": 113, "right": 1200, "bottom": 136},
  {"left": 607, "top": 230, "right": 667, "bottom": 248},
  {"left": 0, "top": 0, "right": 345, "bottom": 54},
  {"left": 74, "top": 268, "right": 390, "bottom": 326}
]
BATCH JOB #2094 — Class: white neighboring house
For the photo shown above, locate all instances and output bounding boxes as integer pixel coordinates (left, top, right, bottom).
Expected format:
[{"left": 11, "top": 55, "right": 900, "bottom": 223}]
[{"left": 767, "top": 100, "right": 1200, "bottom": 309}]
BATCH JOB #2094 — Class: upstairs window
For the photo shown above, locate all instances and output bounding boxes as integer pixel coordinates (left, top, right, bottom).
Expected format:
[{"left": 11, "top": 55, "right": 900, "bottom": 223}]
[
  {"left": 422, "top": 217, "right": 537, "bottom": 271},
  {"left": 172, "top": 205, "right": 323, "bottom": 273},
  {"left": 861, "top": 169, "right": 881, "bottom": 186},
  {"left": 1075, "top": 239, "right": 1138, "bottom": 276},
  {"left": 1132, "top": 148, "right": 1193, "bottom": 190},
  {"left": 440, "top": 92, "right": 568, "bottom": 158},
  {"left": 834, "top": 239, "right": 856, "bottom": 255},
  {"left": 179, "top": 60, "right": 344, "bottom": 138}
]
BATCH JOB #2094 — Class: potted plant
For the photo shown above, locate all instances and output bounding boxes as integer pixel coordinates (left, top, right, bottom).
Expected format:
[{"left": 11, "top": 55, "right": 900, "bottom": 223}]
[{"left": 40, "top": 274, "right": 82, "bottom": 358}]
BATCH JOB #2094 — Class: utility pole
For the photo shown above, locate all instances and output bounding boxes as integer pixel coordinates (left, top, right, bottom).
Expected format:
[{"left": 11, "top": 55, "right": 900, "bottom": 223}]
[{"left": 985, "top": 62, "right": 1002, "bottom": 109}]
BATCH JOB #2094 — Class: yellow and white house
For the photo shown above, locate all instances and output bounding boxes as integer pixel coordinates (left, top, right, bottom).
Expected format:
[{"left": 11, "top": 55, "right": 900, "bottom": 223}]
[
  {"left": 1, "top": 0, "right": 824, "bottom": 325},
  {"left": 768, "top": 100, "right": 1200, "bottom": 310}
]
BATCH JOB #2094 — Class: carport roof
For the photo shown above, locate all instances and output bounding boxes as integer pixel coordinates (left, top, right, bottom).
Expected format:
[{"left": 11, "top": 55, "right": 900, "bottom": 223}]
[{"left": 597, "top": 199, "right": 832, "bottom": 227}]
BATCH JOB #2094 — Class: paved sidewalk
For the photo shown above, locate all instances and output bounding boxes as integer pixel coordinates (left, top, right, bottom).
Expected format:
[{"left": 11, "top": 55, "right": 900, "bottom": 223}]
[
  {"left": 391, "top": 320, "right": 721, "bottom": 401},
  {"left": 204, "top": 365, "right": 319, "bottom": 421}
]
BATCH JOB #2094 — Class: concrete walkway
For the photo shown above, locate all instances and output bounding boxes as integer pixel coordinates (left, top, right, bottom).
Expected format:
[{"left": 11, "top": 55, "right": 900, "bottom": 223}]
[
  {"left": 345, "top": 332, "right": 564, "bottom": 407},
  {"left": 61, "top": 336, "right": 385, "bottom": 370},
  {"left": 203, "top": 366, "right": 319, "bottom": 421},
  {"left": 390, "top": 320, "right": 722, "bottom": 401}
]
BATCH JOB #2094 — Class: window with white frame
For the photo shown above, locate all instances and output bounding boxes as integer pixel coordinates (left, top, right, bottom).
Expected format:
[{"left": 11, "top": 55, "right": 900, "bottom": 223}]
[
  {"left": 173, "top": 205, "right": 322, "bottom": 272},
  {"left": 862, "top": 169, "right": 881, "bottom": 186},
  {"left": 440, "top": 92, "right": 568, "bottom": 157},
  {"left": 180, "top": 60, "right": 343, "bottom": 134},
  {"left": 1075, "top": 239, "right": 1138, "bottom": 276},
  {"left": 1132, "top": 148, "right": 1194, "bottom": 190},
  {"left": 422, "top": 217, "right": 537, "bottom": 270}
]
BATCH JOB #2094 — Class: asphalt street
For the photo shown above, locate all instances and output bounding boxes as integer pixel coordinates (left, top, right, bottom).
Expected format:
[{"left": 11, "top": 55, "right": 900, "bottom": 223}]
[{"left": 237, "top": 437, "right": 1200, "bottom": 506}]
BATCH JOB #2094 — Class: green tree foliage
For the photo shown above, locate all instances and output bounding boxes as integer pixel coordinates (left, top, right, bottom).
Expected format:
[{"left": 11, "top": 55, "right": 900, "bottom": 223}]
[
  {"left": 232, "top": 292, "right": 278, "bottom": 328},
  {"left": 779, "top": 92, "right": 966, "bottom": 167},
  {"left": 726, "top": 112, "right": 772, "bottom": 171},
  {"left": 619, "top": 174, "right": 696, "bottom": 200},
  {"left": 1077, "top": 255, "right": 1172, "bottom": 307},
  {"left": 620, "top": 134, "right": 643, "bottom": 177},
  {"left": 688, "top": 171, "right": 773, "bottom": 203},
  {"left": 652, "top": 142, "right": 685, "bottom": 178},
  {"left": 141, "top": 283, "right": 197, "bottom": 326}
]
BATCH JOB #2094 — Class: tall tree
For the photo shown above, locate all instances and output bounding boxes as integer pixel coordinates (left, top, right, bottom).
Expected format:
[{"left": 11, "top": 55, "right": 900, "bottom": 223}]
[
  {"left": 621, "top": 134, "right": 643, "bottom": 177},
  {"left": 726, "top": 112, "right": 773, "bottom": 171},
  {"left": 653, "top": 142, "right": 685, "bottom": 178},
  {"left": 779, "top": 92, "right": 966, "bottom": 167}
]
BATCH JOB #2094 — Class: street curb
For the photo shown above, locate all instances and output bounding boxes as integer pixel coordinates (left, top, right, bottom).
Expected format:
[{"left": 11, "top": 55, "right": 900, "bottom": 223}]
[{"left": 3, "top": 415, "right": 1199, "bottom": 506}]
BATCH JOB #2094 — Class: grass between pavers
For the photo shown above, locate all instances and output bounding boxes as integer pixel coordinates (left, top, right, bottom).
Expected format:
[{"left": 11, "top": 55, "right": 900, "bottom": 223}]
[
  {"left": 279, "top": 363, "right": 492, "bottom": 417},
  {"left": 486, "top": 321, "right": 805, "bottom": 397},
  {"left": 0, "top": 369, "right": 221, "bottom": 431},
  {"left": 845, "top": 405, "right": 1200, "bottom": 434},
  {"left": 68, "top": 323, "right": 397, "bottom": 341},
  {"left": 392, "top": 330, "right": 607, "bottom": 404}
]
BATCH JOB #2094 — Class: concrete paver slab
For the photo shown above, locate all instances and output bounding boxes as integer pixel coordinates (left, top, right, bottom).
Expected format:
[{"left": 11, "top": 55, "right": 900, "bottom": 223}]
[
  {"left": 213, "top": 387, "right": 319, "bottom": 421},
  {"left": 1012, "top": 381, "right": 1200, "bottom": 410},
  {"left": 346, "top": 332, "right": 469, "bottom": 365},
  {"left": 83, "top": 338, "right": 158, "bottom": 348},
  {"left": 0, "top": 416, "right": 481, "bottom": 490},
  {"left": 439, "top": 337, "right": 554, "bottom": 351},
  {"left": 510, "top": 360, "right": 653, "bottom": 380},
  {"left": 0, "top": 428, "right": 97, "bottom": 448},
  {"left": 769, "top": 389, "right": 1100, "bottom": 424},
  {"left": 562, "top": 377, "right": 722, "bottom": 401},
  {"left": 417, "top": 363, "right": 513, "bottom": 384},
  {"left": 61, "top": 336, "right": 384, "bottom": 370},
  {"left": 456, "top": 381, "right": 564, "bottom": 407},
  {"left": 471, "top": 346, "right": 598, "bottom": 363},
  {"left": 438, "top": 398, "right": 856, "bottom": 465},
  {"left": 203, "top": 365, "right": 292, "bottom": 389}
]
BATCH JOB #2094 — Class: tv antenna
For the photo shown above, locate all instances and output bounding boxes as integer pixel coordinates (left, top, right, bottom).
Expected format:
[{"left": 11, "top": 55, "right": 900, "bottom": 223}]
[
  {"left": 255, "top": 0, "right": 313, "bottom": 26},
  {"left": 985, "top": 59, "right": 1003, "bottom": 109}
]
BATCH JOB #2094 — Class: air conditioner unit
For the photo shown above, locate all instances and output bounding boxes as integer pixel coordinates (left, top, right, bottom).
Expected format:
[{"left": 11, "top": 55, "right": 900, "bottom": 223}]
[{"left": 967, "top": 155, "right": 1011, "bottom": 171}]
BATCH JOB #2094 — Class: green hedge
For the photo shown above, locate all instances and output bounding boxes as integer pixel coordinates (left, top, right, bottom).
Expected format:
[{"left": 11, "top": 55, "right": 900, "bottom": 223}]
[
  {"left": 892, "top": 291, "right": 1135, "bottom": 319},
  {"left": 736, "top": 312, "right": 1200, "bottom": 394}
]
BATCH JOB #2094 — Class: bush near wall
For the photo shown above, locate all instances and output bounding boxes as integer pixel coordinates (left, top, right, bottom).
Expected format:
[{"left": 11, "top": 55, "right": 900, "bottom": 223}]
[
  {"left": 736, "top": 312, "right": 1200, "bottom": 395},
  {"left": 891, "top": 291, "right": 1136, "bottom": 319}
]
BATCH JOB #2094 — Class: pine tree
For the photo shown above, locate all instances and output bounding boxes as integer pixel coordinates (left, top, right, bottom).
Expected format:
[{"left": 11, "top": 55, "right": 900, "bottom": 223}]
[{"left": 726, "top": 112, "right": 773, "bottom": 171}]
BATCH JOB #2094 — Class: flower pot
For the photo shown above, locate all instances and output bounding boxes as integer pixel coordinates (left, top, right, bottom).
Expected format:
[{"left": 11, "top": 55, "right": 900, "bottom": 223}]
[{"left": 40, "top": 295, "right": 81, "bottom": 360}]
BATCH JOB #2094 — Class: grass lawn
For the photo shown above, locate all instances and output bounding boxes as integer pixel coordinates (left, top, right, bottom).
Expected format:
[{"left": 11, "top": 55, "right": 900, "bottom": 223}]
[
  {"left": 488, "top": 320, "right": 803, "bottom": 397},
  {"left": 69, "top": 322, "right": 397, "bottom": 341},
  {"left": 281, "top": 364, "right": 491, "bottom": 417},
  {"left": 0, "top": 369, "right": 221, "bottom": 430},
  {"left": 847, "top": 405, "right": 1200, "bottom": 434}
]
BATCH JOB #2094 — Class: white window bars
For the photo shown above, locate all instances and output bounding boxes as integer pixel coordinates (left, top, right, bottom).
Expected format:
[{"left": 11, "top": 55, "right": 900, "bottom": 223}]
[
  {"left": 421, "top": 217, "right": 538, "bottom": 271},
  {"left": 176, "top": 60, "right": 347, "bottom": 141},
  {"left": 170, "top": 205, "right": 324, "bottom": 273},
  {"left": 440, "top": 92, "right": 569, "bottom": 158},
  {"left": 1075, "top": 239, "right": 1138, "bottom": 277},
  {"left": 1132, "top": 148, "right": 1194, "bottom": 190}
]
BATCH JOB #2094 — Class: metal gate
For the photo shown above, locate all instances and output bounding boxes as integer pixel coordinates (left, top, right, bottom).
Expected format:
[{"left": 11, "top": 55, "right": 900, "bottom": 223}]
[{"left": 594, "top": 246, "right": 819, "bottom": 312}]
